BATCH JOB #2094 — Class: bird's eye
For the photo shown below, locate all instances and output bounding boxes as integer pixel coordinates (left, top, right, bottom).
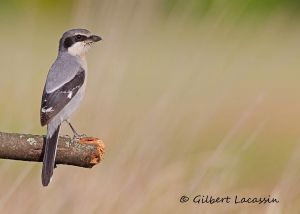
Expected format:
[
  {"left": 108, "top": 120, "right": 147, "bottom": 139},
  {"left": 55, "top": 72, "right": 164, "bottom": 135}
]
[{"left": 75, "top": 35, "right": 82, "bottom": 41}]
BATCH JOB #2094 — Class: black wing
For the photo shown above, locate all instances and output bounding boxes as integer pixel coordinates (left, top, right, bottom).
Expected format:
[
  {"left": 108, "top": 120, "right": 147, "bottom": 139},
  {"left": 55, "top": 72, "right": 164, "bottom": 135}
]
[{"left": 40, "top": 68, "right": 85, "bottom": 126}]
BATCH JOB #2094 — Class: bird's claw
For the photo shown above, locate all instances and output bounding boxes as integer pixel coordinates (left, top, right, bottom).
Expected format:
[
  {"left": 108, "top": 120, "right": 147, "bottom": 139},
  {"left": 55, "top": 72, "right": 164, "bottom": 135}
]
[
  {"left": 64, "top": 134, "right": 71, "bottom": 139},
  {"left": 72, "top": 133, "right": 87, "bottom": 140}
]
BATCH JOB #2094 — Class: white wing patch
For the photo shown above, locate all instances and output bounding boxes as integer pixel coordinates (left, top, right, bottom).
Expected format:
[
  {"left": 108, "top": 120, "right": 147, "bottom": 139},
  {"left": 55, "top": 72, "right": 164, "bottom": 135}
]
[
  {"left": 67, "top": 91, "right": 73, "bottom": 99},
  {"left": 41, "top": 107, "right": 54, "bottom": 113}
]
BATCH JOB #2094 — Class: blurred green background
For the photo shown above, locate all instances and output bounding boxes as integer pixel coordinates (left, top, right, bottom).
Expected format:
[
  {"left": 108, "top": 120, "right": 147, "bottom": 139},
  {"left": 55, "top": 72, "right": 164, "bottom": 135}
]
[{"left": 0, "top": 0, "right": 300, "bottom": 213}]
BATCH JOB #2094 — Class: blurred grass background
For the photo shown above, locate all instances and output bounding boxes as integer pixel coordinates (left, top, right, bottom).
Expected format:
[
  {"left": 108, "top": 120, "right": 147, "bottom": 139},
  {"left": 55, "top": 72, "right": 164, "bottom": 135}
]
[{"left": 0, "top": 0, "right": 300, "bottom": 213}]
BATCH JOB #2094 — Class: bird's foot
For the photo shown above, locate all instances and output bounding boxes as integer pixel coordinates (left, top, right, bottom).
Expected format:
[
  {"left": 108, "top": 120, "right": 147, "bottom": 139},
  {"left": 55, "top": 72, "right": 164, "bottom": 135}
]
[
  {"left": 66, "top": 121, "right": 87, "bottom": 140},
  {"left": 72, "top": 133, "right": 87, "bottom": 140},
  {"left": 63, "top": 134, "right": 71, "bottom": 139}
]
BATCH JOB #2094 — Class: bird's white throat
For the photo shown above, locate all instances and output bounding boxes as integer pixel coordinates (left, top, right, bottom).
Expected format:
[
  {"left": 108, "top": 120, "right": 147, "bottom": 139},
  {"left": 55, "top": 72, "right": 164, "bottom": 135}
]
[{"left": 68, "top": 42, "right": 91, "bottom": 58}]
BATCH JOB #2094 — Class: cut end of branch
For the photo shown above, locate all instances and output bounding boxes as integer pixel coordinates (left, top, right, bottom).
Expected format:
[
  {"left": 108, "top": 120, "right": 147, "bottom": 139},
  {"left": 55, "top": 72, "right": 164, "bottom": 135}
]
[{"left": 78, "top": 137, "right": 105, "bottom": 166}]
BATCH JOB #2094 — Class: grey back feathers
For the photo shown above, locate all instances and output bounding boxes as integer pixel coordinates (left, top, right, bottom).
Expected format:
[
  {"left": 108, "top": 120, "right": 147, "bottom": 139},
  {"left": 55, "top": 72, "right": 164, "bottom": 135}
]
[{"left": 45, "top": 53, "right": 85, "bottom": 93}]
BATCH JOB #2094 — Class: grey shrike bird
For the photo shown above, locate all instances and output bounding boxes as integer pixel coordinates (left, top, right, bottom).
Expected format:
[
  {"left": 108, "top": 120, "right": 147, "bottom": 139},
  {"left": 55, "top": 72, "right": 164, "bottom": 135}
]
[{"left": 40, "top": 29, "right": 101, "bottom": 186}]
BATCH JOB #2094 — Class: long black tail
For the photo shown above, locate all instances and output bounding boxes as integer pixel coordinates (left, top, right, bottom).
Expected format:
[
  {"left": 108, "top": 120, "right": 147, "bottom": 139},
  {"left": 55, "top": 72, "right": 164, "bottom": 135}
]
[{"left": 42, "top": 125, "right": 61, "bottom": 186}]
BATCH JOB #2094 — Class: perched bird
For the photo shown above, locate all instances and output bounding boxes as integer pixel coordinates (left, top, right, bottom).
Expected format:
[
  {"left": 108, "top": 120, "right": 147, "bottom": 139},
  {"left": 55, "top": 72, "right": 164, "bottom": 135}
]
[{"left": 40, "top": 29, "right": 101, "bottom": 186}]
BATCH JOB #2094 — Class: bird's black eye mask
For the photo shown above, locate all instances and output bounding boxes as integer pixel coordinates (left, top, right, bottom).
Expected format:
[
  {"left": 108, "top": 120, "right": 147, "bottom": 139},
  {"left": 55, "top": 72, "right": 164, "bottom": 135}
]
[{"left": 63, "top": 34, "right": 88, "bottom": 49}]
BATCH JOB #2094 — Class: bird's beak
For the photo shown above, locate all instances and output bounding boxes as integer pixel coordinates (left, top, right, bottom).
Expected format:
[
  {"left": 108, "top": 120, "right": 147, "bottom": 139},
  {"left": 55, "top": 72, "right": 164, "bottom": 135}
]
[{"left": 89, "top": 35, "right": 102, "bottom": 42}]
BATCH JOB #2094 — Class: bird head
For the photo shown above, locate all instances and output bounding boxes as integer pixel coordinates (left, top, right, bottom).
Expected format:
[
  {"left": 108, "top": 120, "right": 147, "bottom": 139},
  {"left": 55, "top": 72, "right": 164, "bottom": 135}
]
[{"left": 59, "top": 29, "right": 101, "bottom": 57}]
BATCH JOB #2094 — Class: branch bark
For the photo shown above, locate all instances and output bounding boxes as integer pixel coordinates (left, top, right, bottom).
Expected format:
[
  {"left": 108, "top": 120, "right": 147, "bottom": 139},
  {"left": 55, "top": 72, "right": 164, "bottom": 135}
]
[{"left": 0, "top": 132, "right": 105, "bottom": 168}]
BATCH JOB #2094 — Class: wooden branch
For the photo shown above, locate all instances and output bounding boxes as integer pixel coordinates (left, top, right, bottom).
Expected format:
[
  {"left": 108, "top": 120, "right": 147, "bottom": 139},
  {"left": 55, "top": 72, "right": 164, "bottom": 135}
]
[{"left": 0, "top": 132, "right": 105, "bottom": 168}]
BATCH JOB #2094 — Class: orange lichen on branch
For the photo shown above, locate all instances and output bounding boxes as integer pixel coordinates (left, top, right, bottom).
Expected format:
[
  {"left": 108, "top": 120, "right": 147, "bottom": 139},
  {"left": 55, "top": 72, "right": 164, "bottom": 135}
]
[{"left": 79, "top": 137, "right": 105, "bottom": 165}]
